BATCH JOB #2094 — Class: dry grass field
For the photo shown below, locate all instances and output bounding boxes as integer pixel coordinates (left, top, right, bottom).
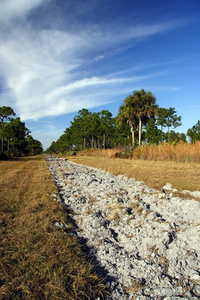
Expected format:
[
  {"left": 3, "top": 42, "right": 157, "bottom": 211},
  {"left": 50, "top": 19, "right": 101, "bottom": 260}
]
[
  {"left": 1, "top": 147, "right": 199, "bottom": 299},
  {"left": 131, "top": 141, "right": 200, "bottom": 162},
  {"left": 62, "top": 146, "right": 200, "bottom": 200},
  {"left": 0, "top": 155, "right": 107, "bottom": 300}
]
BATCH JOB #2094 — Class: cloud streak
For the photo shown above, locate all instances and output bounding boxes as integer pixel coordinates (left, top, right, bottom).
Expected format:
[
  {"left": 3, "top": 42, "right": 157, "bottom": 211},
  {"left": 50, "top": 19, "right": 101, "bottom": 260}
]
[
  {"left": 0, "top": 0, "right": 185, "bottom": 122},
  {"left": 0, "top": 0, "right": 50, "bottom": 24}
]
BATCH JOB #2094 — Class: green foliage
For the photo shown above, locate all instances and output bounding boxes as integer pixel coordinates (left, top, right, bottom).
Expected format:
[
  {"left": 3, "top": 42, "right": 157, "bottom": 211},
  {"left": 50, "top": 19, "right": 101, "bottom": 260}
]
[
  {"left": 0, "top": 106, "right": 16, "bottom": 126},
  {"left": 0, "top": 106, "right": 16, "bottom": 152},
  {"left": 0, "top": 106, "right": 43, "bottom": 158},
  {"left": 157, "top": 107, "right": 169, "bottom": 142},
  {"left": 117, "top": 96, "right": 138, "bottom": 148},
  {"left": 46, "top": 90, "right": 188, "bottom": 153},
  {"left": 66, "top": 151, "right": 77, "bottom": 156},
  {"left": 157, "top": 108, "right": 169, "bottom": 129},
  {"left": 26, "top": 135, "right": 43, "bottom": 155},
  {"left": 114, "top": 116, "right": 132, "bottom": 148},
  {"left": 165, "top": 131, "right": 187, "bottom": 144},
  {"left": 46, "top": 108, "right": 124, "bottom": 153},
  {"left": 132, "top": 89, "right": 158, "bottom": 146},
  {"left": 144, "top": 119, "right": 162, "bottom": 145},
  {"left": 187, "top": 120, "right": 200, "bottom": 143},
  {"left": 157, "top": 107, "right": 182, "bottom": 144},
  {"left": 117, "top": 89, "right": 158, "bottom": 147}
]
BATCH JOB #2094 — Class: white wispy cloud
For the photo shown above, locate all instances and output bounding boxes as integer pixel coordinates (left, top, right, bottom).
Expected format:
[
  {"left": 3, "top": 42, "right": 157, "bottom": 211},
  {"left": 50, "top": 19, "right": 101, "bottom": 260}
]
[
  {"left": 0, "top": 0, "right": 185, "bottom": 122},
  {"left": 0, "top": 0, "right": 50, "bottom": 24}
]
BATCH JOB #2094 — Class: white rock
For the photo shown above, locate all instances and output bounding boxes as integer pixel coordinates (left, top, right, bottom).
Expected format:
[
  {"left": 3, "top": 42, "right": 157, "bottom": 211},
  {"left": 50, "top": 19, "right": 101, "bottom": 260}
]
[
  {"left": 46, "top": 155, "right": 200, "bottom": 300},
  {"left": 163, "top": 183, "right": 177, "bottom": 192}
]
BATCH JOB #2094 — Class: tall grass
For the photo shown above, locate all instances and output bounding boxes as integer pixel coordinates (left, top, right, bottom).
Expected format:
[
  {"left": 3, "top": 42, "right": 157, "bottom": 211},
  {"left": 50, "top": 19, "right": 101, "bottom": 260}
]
[
  {"left": 76, "top": 148, "right": 121, "bottom": 158},
  {"left": 70, "top": 142, "right": 200, "bottom": 163},
  {"left": 131, "top": 142, "right": 200, "bottom": 163}
]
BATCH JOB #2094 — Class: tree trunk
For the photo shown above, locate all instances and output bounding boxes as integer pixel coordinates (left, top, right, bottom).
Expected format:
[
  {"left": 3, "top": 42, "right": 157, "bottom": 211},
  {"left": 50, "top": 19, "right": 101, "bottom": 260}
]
[
  {"left": 103, "top": 133, "right": 106, "bottom": 149},
  {"left": 161, "top": 125, "right": 163, "bottom": 143},
  {"left": 139, "top": 117, "right": 142, "bottom": 147},
  {"left": 1, "top": 120, "right": 4, "bottom": 152},
  {"left": 130, "top": 122, "right": 135, "bottom": 148},
  {"left": 168, "top": 126, "right": 170, "bottom": 144}
]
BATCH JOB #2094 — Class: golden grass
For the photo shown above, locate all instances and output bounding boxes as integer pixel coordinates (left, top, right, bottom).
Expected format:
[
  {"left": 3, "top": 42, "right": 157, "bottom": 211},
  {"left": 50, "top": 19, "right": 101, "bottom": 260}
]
[
  {"left": 76, "top": 148, "right": 121, "bottom": 158},
  {"left": 0, "top": 155, "right": 107, "bottom": 300},
  {"left": 62, "top": 154, "right": 200, "bottom": 200},
  {"left": 74, "top": 142, "right": 200, "bottom": 163},
  {"left": 132, "top": 142, "right": 200, "bottom": 162}
]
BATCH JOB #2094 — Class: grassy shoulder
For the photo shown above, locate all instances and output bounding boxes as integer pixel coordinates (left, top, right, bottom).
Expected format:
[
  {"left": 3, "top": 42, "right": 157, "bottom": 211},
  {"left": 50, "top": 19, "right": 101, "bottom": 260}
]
[
  {"left": 0, "top": 155, "right": 107, "bottom": 300},
  {"left": 62, "top": 153, "right": 200, "bottom": 199}
]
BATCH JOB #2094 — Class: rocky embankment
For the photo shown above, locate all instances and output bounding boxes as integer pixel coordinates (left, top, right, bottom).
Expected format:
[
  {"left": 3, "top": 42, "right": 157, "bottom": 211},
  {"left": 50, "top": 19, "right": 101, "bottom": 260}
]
[{"left": 46, "top": 155, "right": 200, "bottom": 300}]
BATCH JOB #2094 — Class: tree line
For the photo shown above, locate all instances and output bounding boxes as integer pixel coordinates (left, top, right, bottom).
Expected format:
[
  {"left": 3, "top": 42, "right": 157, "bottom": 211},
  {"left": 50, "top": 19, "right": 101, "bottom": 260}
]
[
  {"left": 0, "top": 106, "right": 43, "bottom": 158},
  {"left": 46, "top": 89, "right": 200, "bottom": 154}
]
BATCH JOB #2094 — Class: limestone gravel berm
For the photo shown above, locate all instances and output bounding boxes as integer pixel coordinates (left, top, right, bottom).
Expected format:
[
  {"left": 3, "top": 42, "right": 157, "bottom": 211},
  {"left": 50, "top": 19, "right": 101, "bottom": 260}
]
[{"left": 46, "top": 155, "right": 200, "bottom": 300}]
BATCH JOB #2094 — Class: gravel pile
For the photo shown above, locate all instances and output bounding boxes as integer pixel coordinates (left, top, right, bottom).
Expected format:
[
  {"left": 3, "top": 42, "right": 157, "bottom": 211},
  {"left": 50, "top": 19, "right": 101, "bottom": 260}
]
[{"left": 46, "top": 155, "right": 200, "bottom": 300}]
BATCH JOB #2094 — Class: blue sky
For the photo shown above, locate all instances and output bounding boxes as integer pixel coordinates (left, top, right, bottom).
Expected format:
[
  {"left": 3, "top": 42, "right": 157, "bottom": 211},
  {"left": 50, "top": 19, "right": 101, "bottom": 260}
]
[{"left": 0, "top": 0, "right": 200, "bottom": 149}]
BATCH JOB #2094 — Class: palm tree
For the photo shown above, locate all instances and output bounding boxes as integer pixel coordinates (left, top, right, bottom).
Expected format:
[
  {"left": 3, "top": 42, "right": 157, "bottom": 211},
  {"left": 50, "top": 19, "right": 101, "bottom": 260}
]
[
  {"left": 132, "top": 89, "right": 158, "bottom": 146},
  {"left": 117, "top": 95, "right": 138, "bottom": 148}
]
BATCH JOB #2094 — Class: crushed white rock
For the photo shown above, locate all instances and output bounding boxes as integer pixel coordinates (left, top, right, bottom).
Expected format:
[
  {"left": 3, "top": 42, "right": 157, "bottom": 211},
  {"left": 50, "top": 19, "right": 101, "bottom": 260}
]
[{"left": 46, "top": 155, "right": 200, "bottom": 300}]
